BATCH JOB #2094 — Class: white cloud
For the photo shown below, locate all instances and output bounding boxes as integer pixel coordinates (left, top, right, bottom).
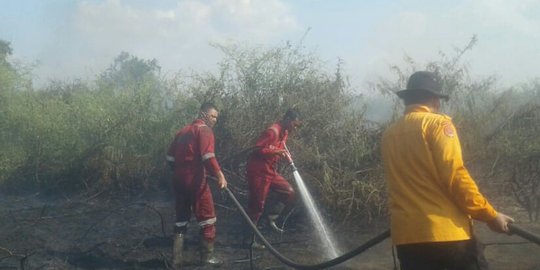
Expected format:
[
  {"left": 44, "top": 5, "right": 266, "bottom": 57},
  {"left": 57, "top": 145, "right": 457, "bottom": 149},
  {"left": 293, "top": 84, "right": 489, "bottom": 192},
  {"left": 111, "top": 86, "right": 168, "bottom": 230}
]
[
  {"left": 22, "top": 0, "right": 540, "bottom": 88},
  {"left": 465, "top": 0, "right": 540, "bottom": 37},
  {"left": 32, "top": 0, "right": 299, "bottom": 85},
  {"left": 354, "top": 0, "right": 540, "bottom": 88},
  {"left": 449, "top": 0, "right": 540, "bottom": 84},
  {"left": 396, "top": 11, "right": 427, "bottom": 37},
  {"left": 212, "top": 0, "right": 299, "bottom": 40}
]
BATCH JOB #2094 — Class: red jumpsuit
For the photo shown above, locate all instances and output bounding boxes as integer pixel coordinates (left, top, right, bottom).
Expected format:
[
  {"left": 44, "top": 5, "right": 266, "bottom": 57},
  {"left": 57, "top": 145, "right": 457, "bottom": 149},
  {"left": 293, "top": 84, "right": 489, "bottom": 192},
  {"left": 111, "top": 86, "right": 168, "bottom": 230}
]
[
  {"left": 247, "top": 122, "right": 295, "bottom": 223},
  {"left": 166, "top": 119, "right": 221, "bottom": 241}
]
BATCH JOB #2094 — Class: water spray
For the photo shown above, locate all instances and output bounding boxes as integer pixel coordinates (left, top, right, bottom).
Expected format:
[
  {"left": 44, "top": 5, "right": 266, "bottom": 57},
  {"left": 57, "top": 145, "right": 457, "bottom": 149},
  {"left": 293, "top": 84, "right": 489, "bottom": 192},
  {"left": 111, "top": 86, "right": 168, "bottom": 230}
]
[
  {"left": 223, "top": 185, "right": 391, "bottom": 269},
  {"left": 284, "top": 144, "right": 340, "bottom": 258}
]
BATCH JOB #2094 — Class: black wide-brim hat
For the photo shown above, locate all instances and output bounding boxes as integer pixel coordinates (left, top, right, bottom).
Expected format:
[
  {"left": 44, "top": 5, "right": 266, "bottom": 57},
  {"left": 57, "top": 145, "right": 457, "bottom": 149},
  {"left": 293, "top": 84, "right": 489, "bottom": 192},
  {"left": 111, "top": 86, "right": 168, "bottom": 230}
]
[{"left": 396, "top": 71, "right": 449, "bottom": 100}]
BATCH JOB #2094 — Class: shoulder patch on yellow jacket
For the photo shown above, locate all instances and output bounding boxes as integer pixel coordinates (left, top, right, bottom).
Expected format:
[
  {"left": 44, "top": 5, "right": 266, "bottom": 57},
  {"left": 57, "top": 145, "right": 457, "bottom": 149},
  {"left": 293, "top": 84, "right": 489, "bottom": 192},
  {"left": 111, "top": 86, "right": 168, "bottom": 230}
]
[
  {"left": 442, "top": 121, "right": 455, "bottom": 137},
  {"left": 429, "top": 113, "right": 456, "bottom": 138}
]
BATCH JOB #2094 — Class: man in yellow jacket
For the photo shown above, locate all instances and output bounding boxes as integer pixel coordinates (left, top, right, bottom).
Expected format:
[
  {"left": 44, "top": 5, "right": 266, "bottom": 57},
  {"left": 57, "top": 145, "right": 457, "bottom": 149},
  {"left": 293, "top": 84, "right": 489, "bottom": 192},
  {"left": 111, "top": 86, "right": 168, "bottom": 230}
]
[{"left": 381, "top": 71, "right": 514, "bottom": 270}]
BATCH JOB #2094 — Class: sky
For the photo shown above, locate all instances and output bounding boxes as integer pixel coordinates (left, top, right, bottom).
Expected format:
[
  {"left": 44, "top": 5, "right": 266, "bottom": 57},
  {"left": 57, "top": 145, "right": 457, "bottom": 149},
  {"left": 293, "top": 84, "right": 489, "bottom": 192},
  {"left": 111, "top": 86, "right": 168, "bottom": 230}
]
[{"left": 1, "top": 0, "right": 540, "bottom": 90}]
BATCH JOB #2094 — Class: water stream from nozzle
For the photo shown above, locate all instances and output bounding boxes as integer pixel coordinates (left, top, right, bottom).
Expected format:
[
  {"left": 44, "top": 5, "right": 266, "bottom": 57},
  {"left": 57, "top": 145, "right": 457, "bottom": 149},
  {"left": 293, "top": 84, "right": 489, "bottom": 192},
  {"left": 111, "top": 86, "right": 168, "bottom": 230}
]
[{"left": 286, "top": 146, "right": 340, "bottom": 259}]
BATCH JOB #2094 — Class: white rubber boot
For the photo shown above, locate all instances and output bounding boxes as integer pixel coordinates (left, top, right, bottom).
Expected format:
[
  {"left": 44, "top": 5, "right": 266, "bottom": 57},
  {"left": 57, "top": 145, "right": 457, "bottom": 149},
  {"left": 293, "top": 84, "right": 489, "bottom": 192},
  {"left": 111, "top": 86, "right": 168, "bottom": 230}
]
[
  {"left": 172, "top": 234, "right": 184, "bottom": 269},
  {"left": 200, "top": 240, "right": 223, "bottom": 266}
]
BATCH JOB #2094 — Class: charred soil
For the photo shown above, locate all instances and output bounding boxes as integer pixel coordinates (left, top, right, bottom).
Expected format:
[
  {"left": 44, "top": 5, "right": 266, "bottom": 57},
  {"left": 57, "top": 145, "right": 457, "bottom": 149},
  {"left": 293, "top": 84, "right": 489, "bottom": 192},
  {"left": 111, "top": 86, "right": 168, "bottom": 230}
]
[{"left": 0, "top": 187, "right": 539, "bottom": 270}]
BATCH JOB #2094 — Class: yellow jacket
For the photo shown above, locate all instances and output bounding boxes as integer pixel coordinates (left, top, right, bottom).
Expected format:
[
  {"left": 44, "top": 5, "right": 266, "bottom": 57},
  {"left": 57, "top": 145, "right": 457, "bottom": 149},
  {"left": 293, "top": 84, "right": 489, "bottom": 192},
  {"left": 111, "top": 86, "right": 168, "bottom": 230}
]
[{"left": 381, "top": 105, "right": 497, "bottom": 245}]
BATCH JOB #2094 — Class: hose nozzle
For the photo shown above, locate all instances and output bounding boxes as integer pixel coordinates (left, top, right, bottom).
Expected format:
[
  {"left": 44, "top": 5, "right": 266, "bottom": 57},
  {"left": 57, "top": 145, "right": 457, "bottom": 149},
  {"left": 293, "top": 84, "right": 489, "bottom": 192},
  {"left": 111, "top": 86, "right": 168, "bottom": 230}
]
[{"left": 283, "top": 144, "right": 298, "bottom": 171}]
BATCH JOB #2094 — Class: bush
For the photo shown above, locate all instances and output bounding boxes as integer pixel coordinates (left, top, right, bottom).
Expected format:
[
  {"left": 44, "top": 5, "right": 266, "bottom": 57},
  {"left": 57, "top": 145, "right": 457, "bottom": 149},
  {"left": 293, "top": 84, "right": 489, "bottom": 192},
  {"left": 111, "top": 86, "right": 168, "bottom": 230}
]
[
  {"left": 2, "top": 37, "right": 540, "bottom": 224},
  {"left": 172, "top": 42, "right": 386, "bottom": 223}
]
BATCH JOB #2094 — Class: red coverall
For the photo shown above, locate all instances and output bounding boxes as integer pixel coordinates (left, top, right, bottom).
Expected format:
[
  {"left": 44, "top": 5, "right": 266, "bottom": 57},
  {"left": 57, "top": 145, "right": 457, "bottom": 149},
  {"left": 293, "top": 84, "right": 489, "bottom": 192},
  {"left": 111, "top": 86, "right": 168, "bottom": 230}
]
[
  {"left": 247, "top": 122, "right": 295, "bottom": 223},
  {"left": 166, "top": 119, "right": 221, "bottom": 241}
]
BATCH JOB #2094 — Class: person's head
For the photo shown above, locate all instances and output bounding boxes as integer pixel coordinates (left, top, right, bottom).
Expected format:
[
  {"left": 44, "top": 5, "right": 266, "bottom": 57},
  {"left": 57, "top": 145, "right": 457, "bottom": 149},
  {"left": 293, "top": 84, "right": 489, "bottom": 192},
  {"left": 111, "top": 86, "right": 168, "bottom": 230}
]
[
  {"left": 396, "top": 71, "right": 449, "bottom": 112},
  {"left": 199, "top": 102, "right": 219, "bottom": 128},
  {"left": 281, "top": 108, "right": 302, "bottom": 133}
]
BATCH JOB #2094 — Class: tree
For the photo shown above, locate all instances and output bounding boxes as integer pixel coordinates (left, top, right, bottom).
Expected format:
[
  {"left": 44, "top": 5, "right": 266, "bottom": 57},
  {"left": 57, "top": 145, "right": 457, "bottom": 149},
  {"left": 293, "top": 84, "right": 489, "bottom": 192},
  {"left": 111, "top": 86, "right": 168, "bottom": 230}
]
[
  {"left": 99, "top": 51, "right": 161, "bottom": 90},
  {"left": 0, "top": 39, "right": 13, "bottom": 65}
]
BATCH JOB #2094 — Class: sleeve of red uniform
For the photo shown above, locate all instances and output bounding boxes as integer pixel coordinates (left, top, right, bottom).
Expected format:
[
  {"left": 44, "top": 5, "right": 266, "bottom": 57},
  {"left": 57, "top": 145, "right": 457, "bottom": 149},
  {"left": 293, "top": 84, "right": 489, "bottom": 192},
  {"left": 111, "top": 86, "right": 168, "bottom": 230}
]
[
  {"left": 198, "top": 126, "right": 221, "bottom": 176},
  {"left": 429, "top": 119, "right": 497, "bottom": 222},
  {"left": 255, "top": 127, "right": 279, "bottom": 155}
]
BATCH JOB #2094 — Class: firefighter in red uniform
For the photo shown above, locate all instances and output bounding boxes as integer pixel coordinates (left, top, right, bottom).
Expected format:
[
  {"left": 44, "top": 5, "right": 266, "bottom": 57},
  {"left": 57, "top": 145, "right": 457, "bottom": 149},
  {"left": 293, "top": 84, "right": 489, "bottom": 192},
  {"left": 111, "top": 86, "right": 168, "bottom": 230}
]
[
  {"left": 166, "top": 102, "right": 227, "bottom": 268},
  {"left": 246, "top": 109, "right": 302, "bottom": 241}
]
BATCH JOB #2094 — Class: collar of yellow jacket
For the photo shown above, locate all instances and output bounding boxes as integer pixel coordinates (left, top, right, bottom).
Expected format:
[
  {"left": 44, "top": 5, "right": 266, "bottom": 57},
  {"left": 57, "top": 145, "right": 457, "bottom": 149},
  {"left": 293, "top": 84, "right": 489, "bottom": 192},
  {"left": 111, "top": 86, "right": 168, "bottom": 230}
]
[{"left": 404, "top": 104, "right": 432, "bottom": 114}]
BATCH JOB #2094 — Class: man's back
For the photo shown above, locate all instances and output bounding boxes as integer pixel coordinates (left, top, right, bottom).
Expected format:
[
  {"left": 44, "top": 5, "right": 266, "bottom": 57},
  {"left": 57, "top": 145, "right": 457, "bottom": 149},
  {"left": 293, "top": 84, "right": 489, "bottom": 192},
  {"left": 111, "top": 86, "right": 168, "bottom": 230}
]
[
  {"left": 381, "top": 71, "right": 511, "bottom": 270},
  {"left": 382, "top": 105, "right": 472, "bottom": 245}
]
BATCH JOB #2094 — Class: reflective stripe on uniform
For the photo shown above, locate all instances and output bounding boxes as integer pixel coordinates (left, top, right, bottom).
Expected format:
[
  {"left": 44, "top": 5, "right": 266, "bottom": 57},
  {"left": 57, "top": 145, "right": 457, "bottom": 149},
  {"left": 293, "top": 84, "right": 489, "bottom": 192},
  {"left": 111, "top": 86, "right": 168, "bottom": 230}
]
[
  {"left": 166, "top": 155, "right": 175, "bottom": 162},
  {"left": 175, "top": 221, "right": 188, "bottom": 227},
  {"left": 198, "top": 217, "right": 216, "bottom": 227},
  {"left": 202, "top": 153, "right": 215, "bottom": 161}
]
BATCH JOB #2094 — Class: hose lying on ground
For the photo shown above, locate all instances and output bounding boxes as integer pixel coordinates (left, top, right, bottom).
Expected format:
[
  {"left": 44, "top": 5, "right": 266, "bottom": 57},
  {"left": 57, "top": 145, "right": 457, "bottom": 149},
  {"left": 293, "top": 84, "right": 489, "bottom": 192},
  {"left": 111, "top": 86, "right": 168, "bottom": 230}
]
[
  {"left": 224, "top": 186, "right": 391, "bottom": 270},
  {"left": 222, "top": 182, "right": 540, "bottom": 269}
]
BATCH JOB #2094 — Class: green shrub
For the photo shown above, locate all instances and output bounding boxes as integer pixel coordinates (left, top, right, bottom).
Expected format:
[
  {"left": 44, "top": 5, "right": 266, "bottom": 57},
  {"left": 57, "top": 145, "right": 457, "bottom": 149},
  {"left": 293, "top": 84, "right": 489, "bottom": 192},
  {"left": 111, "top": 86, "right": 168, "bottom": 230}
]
[{"left": 2, "top": 37, "right": 540, "bottom": 224}]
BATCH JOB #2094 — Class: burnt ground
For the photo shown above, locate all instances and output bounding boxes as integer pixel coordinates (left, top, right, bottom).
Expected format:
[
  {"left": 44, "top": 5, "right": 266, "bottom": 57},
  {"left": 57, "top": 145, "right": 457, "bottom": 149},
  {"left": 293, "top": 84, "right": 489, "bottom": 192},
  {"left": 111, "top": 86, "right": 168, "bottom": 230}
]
[{"left": 0, "top": 185, "right": 539, "bottom": 270}]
